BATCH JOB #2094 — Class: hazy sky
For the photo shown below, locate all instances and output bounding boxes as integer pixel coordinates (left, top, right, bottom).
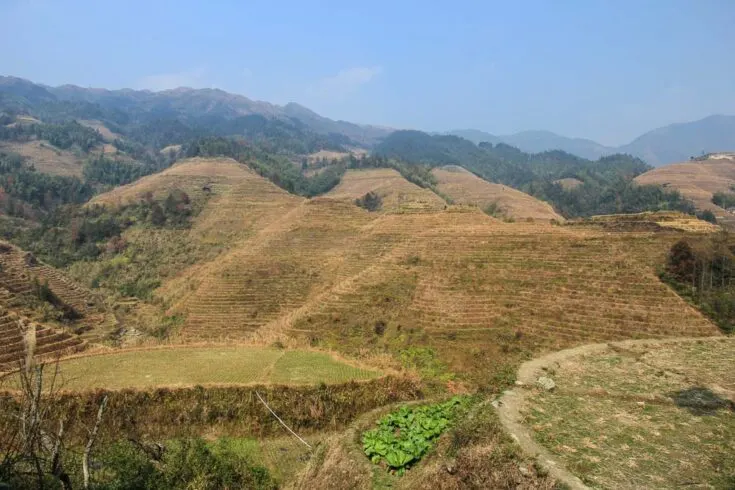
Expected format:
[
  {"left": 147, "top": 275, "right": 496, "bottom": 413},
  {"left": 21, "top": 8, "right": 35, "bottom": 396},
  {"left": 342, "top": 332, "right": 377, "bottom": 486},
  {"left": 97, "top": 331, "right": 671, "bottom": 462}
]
[{"left": 1, "top": 0, "right": 733, "bottom": 145}]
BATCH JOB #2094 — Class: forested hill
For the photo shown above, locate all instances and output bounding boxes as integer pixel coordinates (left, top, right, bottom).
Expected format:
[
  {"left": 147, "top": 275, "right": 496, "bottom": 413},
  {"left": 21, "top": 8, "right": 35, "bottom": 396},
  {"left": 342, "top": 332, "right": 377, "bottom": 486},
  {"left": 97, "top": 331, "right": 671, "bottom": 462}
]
[
  {"left": 0, "top": 76, "right": 386, "bottom": 150},
  {"left": 375, "top": 130, "right": 699, "bottom": 218}
]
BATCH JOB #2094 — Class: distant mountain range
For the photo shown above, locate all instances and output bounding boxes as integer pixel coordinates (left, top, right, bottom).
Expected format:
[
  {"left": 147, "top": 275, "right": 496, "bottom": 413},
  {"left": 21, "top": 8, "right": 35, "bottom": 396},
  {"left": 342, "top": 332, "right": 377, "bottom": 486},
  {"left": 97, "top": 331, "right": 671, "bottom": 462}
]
[
  {"left": 1, "top": 75, "right": 733, "bottom": 166},
  {"left": 0, "top": 76, "right": 392, "bottom": 147},
  {"left": 449, "top": 114, "right": 735, "bottom": 166}
]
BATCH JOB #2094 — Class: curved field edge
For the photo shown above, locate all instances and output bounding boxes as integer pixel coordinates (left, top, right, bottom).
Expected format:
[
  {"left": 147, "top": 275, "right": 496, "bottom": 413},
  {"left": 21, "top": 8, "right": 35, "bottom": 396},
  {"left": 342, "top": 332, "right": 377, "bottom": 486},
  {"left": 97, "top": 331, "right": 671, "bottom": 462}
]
[
  {"left": 497, "top": 336, "right": 733, "bottom": 490},
  {"left": 0, "top": 345, "right": 387, "bottom": 391}
]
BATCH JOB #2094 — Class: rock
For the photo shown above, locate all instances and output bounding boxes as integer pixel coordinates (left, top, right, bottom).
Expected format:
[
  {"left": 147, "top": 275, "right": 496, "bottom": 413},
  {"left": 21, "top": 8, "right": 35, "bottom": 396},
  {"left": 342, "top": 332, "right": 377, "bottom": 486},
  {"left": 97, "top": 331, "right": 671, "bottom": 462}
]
[
  {"left": 518, "top": 465, "right": 530, "bottom": 476},
  {"left": 491, "top": 399, "right": 501, "bottom": 409},
  {"left": 515, "top": 380, "right": 525, "bottom": 386},
  {"left": 536, "top": 376, "right": 556, "bottom": 391}
]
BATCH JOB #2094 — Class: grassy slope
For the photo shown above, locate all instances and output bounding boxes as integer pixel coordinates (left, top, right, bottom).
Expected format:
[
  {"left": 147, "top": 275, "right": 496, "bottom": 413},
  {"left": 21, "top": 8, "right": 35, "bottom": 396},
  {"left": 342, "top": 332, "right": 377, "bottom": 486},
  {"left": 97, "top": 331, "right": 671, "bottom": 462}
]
[{"left": 525, "top": 338, "right": 735, "bottom": 489}]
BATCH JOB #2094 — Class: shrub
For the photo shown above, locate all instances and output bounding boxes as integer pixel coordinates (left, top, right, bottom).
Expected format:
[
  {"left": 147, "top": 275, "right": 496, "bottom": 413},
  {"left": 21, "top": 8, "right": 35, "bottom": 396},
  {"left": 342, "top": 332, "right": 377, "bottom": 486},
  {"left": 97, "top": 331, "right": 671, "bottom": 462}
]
[
  {"left": 97, "top": 438, "right": 276, "bottom": 490},
  {"left": 483, "top": 201, "right": 504, "bottom": 218},
  {"left": 697, "top": 209, "right": 717, "bottom": 223},
  {"left": 712, "top": 191, "right": 735, "bottom": 209},
  {"left": 355, "top": 191, "right": 383, "bottom": 212}
]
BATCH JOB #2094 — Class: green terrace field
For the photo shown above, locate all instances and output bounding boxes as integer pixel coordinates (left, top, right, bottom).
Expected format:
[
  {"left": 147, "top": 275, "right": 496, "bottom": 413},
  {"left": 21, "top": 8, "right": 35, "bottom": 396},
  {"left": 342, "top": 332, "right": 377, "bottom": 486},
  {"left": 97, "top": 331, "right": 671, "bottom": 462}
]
[{"left": 3, "top": 347, "right": 380, "bottom": 391}]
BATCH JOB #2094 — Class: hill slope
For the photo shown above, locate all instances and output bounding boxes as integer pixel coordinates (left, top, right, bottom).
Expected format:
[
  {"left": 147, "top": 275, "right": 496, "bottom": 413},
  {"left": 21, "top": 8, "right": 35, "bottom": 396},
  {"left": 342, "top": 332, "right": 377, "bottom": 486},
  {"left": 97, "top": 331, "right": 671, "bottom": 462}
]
[
  {"left": 326, "top": 168, "right": 446, "bottom": 213},
  {"left": 93, "top": 163, "right": 717, "bottom": 384},
  {"left": 432, "top": 166, "right": 563, "bottom": 221},
  {"left": 635, "top": 153, "right": 735, "bottom": 226}
]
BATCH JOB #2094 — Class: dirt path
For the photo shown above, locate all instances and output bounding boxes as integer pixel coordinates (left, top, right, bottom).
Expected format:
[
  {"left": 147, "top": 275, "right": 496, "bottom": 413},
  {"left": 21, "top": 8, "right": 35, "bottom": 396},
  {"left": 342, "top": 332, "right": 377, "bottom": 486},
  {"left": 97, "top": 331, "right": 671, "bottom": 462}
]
[{"left": 496, "top": 336, "right": 725, "bottom": 490}]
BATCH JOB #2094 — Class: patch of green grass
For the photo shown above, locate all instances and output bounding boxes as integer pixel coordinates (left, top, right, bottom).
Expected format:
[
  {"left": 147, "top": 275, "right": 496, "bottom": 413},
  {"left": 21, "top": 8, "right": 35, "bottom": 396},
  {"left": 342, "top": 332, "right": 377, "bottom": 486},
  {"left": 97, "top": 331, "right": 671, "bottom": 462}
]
[
  {"left": 6, "top": 347, "right": 380, "bottom": 391},
  {"left": 269, "top": 350, "right": 380, "bottom": 385},
  {"left": 209, "top": 436, "right": 317, "bottom": 485}
]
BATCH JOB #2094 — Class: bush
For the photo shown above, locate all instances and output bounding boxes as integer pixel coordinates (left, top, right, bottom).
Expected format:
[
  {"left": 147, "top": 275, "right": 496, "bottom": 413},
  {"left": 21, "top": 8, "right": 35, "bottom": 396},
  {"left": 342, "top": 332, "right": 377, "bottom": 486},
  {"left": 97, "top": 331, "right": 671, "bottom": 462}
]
[
  {"left": 97, "top": 438, "right": 276, "bottom": 490},
  {"left": 355, "top": 191, "right": 383, "bottom": 212},
  {"left": 712, "top": 191, "right": 735, "bottom": 209},
  {"left": 697, "top": 209, "right": 717, "bottom": 223}
]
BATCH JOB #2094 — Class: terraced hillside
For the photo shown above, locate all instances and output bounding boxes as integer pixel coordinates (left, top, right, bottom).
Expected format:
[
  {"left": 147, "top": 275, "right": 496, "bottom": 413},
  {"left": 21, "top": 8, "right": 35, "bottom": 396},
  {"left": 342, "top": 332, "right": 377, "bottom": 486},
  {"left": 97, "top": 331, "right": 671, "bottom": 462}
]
[
  {"left": 326, "top": 168, "right": 446, "bottom": 213},
  {"left": 283, "top": 212, "right": 718, "bottom": 379},
  {"left": 635, "top": 153, "right": 735, "bottom": 226},
  {"left": 78, "top": 163, "right": 722, "bottom": 382},
  {"left": 433, "top": 165, "right": 563, "bottom": 221},
  {"left": 574, "top": 211, "right": 720, "bottom": 233},
  {"left": 0, "top": 241, "right": 115, "bottom": 343},
  {"left": 0, "top": 241, "right": 105, "bottom": 315},
  {"left": 91, "top": 157, "right": 302, "bottom": 246},
  {"left": 0, "top": 306, "right": 86, "bottom": 372},
  {"left": 122, "top": 167, "right": 719, "bottom": 379}
]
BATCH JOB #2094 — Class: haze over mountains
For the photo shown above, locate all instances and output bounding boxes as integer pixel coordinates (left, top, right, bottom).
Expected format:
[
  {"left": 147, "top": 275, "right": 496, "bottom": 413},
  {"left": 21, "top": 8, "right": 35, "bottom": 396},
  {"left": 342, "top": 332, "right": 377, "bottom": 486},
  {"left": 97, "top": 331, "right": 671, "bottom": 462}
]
[
  {"left": 449, "top": 114, "right": 735, "bottom": 166},
  {"left": 1, "top": 75, "right": 733, "bottom": 166}
]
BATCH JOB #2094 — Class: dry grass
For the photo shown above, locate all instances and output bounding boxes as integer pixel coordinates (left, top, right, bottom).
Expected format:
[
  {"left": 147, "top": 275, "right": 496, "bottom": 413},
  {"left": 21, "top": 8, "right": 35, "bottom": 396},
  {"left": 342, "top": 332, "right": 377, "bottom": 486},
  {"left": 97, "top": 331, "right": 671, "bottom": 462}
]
[
  {"left": 0, "top": 140, "right": 84, "bottom": 177},
  {"left": 583, "top": 211, "right": 720, "bottom": 233},
  {"left": 554, "top": 177, "right": 584, "bottom": 190},
  {"left": 635, "top": 155, "right": 735, "bottom": 226},
  {"left": 326, "top": 168, "right": 446, "bottom": 213},
  {"left": 524, "top": 338, "right": 735, "bottom": 489},
  {"left": 2, "top": 346, "right": 380, "bottom": 391},
  {"left": 433, "top": 165, "right": 563, "bottom": 221},
  {"left": 78, "top": 120, "right": 123, "bottom": 142},
  {"left": 81, "top": 162, "right": 722, "bottom": 386},
  {"left": 306, "top": 150, "right": 351, "bottom": 163}
]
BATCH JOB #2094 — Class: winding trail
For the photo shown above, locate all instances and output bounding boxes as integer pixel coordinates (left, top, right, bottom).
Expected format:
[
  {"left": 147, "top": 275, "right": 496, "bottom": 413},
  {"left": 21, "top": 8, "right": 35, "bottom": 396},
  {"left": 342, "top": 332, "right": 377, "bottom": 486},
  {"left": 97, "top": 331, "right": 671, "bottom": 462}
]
[{"left": 496, "top": 336, "right": 725, "bottom": 490}]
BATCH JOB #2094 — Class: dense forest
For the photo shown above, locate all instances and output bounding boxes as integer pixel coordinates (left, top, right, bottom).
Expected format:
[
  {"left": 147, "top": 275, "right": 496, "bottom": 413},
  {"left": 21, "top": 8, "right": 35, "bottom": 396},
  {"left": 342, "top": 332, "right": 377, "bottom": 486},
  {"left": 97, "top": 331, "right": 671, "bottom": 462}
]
[{"left": 375, "top": 130, "right": 696, "bottom": 217}]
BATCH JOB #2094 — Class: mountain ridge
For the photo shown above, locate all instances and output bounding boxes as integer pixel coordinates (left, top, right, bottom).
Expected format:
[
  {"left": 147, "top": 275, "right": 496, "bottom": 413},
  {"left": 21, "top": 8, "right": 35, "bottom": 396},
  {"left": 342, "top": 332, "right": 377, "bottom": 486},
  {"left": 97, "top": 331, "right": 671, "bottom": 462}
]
[
  {"left": 449, "top": 115, "right": 735, "bottom": 166},
  {"left": 1, "top": 75, "right": 732, "bottom": 166}
]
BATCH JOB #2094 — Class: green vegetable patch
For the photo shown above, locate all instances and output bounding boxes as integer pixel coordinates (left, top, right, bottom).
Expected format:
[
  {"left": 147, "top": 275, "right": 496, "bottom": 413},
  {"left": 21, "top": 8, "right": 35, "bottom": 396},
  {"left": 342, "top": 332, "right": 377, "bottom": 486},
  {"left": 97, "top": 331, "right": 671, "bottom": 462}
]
[{"left": 362, "top": 397, "right": 466, "bottom": 473}]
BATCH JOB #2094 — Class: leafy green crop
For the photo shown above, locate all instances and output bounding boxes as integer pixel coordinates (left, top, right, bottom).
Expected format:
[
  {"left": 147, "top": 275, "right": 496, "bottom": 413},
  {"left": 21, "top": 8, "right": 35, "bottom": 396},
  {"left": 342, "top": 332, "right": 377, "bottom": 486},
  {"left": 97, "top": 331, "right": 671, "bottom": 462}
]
[{"left": 362, "top": 397, "right": 465, "bottom": 473}]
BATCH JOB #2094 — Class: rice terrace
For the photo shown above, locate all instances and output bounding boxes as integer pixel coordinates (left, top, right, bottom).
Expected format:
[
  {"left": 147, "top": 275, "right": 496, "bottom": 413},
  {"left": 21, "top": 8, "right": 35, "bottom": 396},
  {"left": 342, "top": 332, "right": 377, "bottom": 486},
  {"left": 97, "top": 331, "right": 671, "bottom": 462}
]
[{"left": 1, "top": 13, "right": 735, "bottom": 486}]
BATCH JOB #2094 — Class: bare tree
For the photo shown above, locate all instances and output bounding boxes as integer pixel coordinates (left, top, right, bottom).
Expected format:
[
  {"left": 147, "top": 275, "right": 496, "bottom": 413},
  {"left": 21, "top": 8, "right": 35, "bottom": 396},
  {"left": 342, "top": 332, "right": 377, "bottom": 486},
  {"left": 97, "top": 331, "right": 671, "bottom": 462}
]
[{"left": 0, "top": 322, "right": 107, "bottom": 489}]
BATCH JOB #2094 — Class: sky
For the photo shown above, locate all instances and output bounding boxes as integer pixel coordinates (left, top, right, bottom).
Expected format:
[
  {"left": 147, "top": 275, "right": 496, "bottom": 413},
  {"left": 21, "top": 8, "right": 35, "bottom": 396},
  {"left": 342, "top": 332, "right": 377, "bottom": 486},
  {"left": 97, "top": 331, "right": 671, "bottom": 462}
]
[{"left": 1, "top": 0, "right": 733, "bottom": 146}]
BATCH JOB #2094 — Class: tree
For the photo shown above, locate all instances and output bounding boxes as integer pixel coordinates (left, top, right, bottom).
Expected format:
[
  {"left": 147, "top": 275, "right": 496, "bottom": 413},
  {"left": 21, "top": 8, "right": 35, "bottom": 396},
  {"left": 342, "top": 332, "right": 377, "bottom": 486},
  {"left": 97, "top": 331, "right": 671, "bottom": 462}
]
[
  {"left": 666, "top": 240, "right": 696, "bottom": 284},
  {"left": 149, "top": 203, "right": 166, "bottom": 226},
  {"left": 0, "top": 327, "right": 108, "bottom": 489},
  {"left": 355, "top": 191, "right": 383, "bottom": 212},
  {"left": 697, "top": 209, "right": 717, "bottom": 224}
]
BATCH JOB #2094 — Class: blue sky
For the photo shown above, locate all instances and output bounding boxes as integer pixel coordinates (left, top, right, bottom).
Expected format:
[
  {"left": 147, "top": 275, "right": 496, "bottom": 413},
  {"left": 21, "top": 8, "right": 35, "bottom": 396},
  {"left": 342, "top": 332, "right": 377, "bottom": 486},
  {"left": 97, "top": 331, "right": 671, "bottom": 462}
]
[{"left": 1, "top": 0, "right": 733, "bottom": 145}]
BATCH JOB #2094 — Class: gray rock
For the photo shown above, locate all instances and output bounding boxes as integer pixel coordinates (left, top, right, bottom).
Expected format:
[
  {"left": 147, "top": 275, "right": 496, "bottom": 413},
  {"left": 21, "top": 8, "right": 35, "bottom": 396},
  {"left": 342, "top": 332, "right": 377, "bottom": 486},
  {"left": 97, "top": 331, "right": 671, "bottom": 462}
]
[{"left": 536, "top": 376, "right": 556, "bottom": 391}]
